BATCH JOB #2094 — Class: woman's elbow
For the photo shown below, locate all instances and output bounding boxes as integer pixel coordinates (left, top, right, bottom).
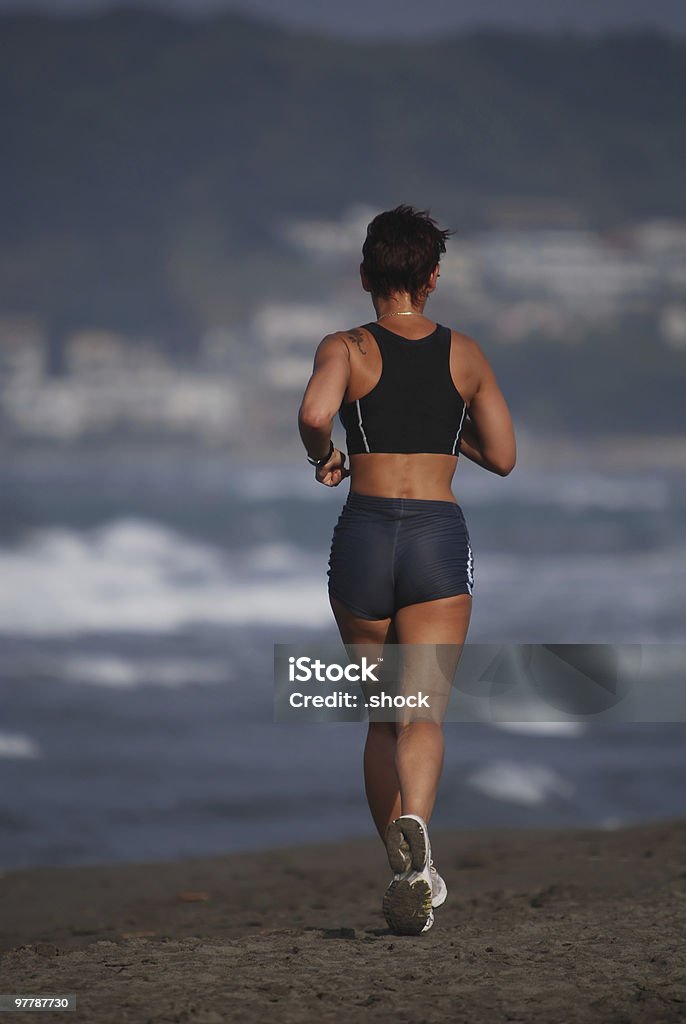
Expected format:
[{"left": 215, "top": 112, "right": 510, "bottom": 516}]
[
  {"left": 485, "top": 443, "right": 516, "bottom": 476},
  {"left": 495, "top": 450, "right": 517, "bottom": 476},
  {"left": 298, "top": 402, "right": 334, "bottom": 430}
]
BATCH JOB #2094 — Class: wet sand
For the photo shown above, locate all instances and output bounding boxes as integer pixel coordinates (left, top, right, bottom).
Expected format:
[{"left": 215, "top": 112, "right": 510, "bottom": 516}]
[{"left": 1, "top": 818, "right": 685, "bottom": 1023}]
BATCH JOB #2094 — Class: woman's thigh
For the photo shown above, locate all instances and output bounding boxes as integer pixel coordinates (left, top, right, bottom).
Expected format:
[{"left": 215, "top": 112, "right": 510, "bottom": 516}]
[
  {"left": 392, "top": 594, "right": 473, "bottom": 724},
  {"left": 394, "top": 593, "right": 472, "bottom": 645},
  {"left": 329, "top": 593, "right": 395, "bottom": 647}
]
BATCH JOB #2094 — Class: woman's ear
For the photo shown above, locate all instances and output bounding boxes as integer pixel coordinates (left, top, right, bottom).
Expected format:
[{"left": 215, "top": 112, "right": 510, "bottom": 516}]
[
  {"left": 360, "top": 264, "right": 371, "bottom": 293},
  {"left": 426, "top": 264, "right": 440, "bottom": 294}
]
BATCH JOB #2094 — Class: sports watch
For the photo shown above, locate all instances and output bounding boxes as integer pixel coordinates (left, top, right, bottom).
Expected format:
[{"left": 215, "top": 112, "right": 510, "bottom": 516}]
[{"left": 306, "top": 439, "right": 335, "bottom": 467}]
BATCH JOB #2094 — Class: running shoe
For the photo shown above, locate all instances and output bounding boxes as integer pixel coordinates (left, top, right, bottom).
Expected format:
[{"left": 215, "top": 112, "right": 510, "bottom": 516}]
[
  {"left": 382, "top": 814, "right": 434, "bottom": 935},
  {"left": 384, "top": 813, "right": 429, "bottom": 873},
  {"left": 430, "top": 862, "right": 448, "bottom": 908}
]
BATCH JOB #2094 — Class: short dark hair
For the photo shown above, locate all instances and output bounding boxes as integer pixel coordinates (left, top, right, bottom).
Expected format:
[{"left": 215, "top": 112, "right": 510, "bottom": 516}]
[{"left": 361, "top": 205, "right": 453, "bottom": 305}]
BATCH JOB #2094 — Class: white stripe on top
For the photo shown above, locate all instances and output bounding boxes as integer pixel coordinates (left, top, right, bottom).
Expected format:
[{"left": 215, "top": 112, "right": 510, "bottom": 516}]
[
  {"left": 356, "top": 399, "right": 370, "bottom": 453},
  {"left": 451, "top": 403, "right": 467, "bottom": 455}
]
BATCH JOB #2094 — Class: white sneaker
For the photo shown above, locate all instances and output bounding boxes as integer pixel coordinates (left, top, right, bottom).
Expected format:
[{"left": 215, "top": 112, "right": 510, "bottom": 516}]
[
  {"left": 384, "top": 817, "right": 412, "bottom": 875},
  {"left": 384, "top": 813, "right": 430, "bottom": 873},
  {"left": 383, "top": 814, "right": 434, "bottom": 935},
  {"left": 430, "top": 861, "right": 448, "bottom": 908}
]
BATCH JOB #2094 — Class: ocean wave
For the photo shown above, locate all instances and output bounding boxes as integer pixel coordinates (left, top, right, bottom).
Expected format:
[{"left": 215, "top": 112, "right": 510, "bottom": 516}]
[
  {"left": 0, "top": 515, "right": 683, "bottom": 640},
  {"left": 464, "top": 468, "right": 671, "bottom": 511},
  {"left": 59, "top": 654, "right": 231, "bottom": 689},
  {"left": 0, "top": 731, "right": 41, "bottom": 759},
  {"left": 465, "top": 759, "right": 575, "bottom": 806},
  {"left": 226, "top": 464, "right": 674, "bottom": 512},
  {"left": 0, "top": 518, "right": 332, "bottom": 636},
  {"left": 473, "top": 542, "right": 686, "bottom": 643},
  {"left": 225, "top": 465, "right": 341, "bottom": 503},
  {"left": 105, "top": 461, "right": 671, "bottom": 512},
  {"left": 491, "top": 721, "right": 587, "bottom": 737}
]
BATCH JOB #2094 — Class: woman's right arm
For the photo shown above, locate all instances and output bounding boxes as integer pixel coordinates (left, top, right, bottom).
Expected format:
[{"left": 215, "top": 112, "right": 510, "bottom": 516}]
[{"left": 459, "top": 340, "right": 516, "bottom": 476}]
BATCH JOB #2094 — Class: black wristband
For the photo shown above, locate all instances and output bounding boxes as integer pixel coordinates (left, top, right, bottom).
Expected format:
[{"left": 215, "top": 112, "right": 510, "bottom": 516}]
[{"left": 306, "top": 439, "right": 335, "bottom": 467}]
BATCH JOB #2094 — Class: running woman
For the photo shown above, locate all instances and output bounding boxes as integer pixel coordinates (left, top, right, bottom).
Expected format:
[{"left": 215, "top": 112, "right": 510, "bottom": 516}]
[{"left": 298, "top": 205, "right": 516, "bottom": 935}]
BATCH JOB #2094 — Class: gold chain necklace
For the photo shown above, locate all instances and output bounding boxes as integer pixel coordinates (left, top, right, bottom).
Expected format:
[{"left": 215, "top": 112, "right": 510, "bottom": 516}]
[{"left": 377, "top": 310, "right": 421, "bottom": 320}]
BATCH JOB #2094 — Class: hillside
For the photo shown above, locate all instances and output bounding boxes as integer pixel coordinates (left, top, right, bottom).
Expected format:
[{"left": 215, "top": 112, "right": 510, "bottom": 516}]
[{"left": 1, "top": 11, "right": 685, "bottom": 338}]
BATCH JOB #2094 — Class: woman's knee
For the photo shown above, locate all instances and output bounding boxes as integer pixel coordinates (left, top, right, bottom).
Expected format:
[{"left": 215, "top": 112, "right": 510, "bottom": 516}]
[{"left": 394, "top": 718, "right": 443, "bottom": 739}]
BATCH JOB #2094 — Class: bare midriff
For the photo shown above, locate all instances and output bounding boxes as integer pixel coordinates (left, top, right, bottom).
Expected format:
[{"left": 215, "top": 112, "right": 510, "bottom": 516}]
[{"left": 347, "top": 452, "right": 459, "bottom": 502}]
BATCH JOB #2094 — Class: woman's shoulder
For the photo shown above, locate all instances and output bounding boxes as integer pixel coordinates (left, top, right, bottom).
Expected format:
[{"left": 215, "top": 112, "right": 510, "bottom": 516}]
[
  {"left": 446, "top": 328, "right": 490, "bottom": 390},
  {"left": 447, "top": 327, "right": 487, "bottom": 360},
  {"left": 310, "top": 325, "right": 377, "bottom": 364},
  {"left": 445, "top": 324, "right": 480, "bottom": 345},
  {"left": 332, "top": 324, "right": 377, "bottom": 356},
  {"left": 447, "top": 328, "right": 501, "bottom": 402}
]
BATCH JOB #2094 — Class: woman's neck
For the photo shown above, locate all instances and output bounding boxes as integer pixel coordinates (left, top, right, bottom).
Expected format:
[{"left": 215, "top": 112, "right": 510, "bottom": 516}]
[{"left": 373, "top": 292, "right": 427, "bottom": 319}]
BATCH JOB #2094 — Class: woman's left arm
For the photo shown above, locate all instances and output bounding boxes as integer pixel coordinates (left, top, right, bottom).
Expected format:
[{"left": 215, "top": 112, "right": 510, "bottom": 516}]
[{"left": 298, "top": 334, "right": 351, "bottom": 485}]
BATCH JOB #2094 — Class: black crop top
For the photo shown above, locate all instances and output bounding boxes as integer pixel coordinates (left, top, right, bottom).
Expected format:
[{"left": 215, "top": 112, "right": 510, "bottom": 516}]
[{"left": 338, "top": 322, "right": 468, "bottom": 455}]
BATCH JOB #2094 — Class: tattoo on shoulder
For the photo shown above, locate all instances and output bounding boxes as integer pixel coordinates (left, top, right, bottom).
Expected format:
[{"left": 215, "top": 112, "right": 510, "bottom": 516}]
[{"left": 346, "top": 328, "right": 367, "bottom": 355}]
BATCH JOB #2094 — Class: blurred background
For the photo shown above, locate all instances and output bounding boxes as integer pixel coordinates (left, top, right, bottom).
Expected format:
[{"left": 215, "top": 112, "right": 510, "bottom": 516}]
[{"left": 1, "top": 0, "right": 685, "bottom": 873}]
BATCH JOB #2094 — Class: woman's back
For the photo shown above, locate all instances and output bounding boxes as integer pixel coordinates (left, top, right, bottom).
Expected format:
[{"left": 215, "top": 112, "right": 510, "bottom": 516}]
[{"left": 337, "top": 316, "right": 479, "bottom": 501}]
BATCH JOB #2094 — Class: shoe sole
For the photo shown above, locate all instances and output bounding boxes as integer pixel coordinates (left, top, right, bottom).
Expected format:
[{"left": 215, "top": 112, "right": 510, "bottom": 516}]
[
  {"left": 384, "top": 821, "right": 410, "bottom": 873},
  {"left": 383, "top": 876, "right": 433, "bottom": 935},
  {"left": 385, "top": 816, "right": 428, "bottom": 873}
]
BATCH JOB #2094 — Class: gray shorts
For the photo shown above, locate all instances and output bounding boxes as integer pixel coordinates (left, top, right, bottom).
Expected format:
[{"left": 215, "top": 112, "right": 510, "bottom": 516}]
[{"left": 327, "top": 491, "right": 474, "bottom": 620}]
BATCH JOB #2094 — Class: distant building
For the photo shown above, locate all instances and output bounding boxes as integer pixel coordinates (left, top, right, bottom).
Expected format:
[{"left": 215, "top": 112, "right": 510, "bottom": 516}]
[{"left": 2, "top": 325, "right": 243, "bottom": 444}]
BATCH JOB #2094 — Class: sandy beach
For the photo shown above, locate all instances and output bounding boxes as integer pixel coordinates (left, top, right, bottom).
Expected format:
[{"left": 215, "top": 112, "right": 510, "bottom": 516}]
[{"left": 1, "top": 818, "right": 685, "bottom": 1023}]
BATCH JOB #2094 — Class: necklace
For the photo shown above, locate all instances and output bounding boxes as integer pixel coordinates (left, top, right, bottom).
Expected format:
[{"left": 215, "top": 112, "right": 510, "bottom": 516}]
[{"left": 377, "top": 310, "right": 421, "bottom": 320}]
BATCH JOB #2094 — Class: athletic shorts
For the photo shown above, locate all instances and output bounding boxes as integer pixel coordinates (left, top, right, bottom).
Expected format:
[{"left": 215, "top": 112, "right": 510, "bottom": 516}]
[{"left": 327, "top": 491, "right": 474, "bottom": 620}]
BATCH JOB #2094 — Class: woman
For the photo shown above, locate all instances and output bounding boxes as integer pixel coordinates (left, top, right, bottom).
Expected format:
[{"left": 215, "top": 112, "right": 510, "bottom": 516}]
[{"left": 297, "top": 205, "right": 516, "bottom": 935}]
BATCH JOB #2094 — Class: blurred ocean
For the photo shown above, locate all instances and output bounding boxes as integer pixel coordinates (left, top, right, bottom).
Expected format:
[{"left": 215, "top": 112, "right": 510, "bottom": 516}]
[{"left": 0, "top": 450, "right": 684, "bottom": 872}]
